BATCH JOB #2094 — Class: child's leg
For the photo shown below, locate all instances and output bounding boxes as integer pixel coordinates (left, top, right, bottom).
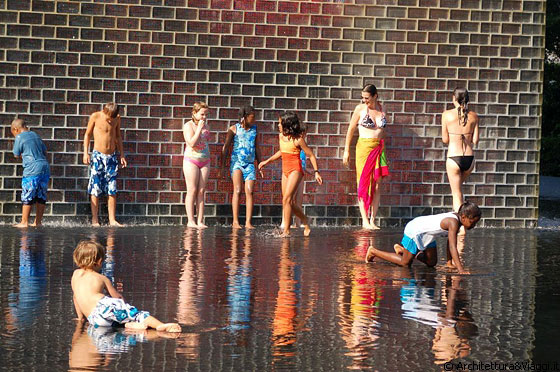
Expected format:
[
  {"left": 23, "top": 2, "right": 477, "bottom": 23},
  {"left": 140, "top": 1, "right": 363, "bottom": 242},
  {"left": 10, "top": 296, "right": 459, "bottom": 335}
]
[
  {"left": 15, "top": 204, "right": 32, "bottom": 228},
  {"left": 90, "top": 195, "right": 100, "bottom": 226},
  {"left": 365, "top": 245, "right": 414, "bottom": 266},
  {"left": 107, "top": 195, "right": 122, "bottom": 226},
  {"left": 368, "top": 177, "right": 383, "bottom": 229},
  {"left": 183, "top": 161, "right": 200, "bottom": 227},
  {"left": 292, "top": 180, "right": 304, "bottom": 227},
  {"left": 414, "top": 247, "right": 437, "bottom": 268},
  {"left": 32, "top": 202, "right": 46, "bottom": 226},
  {"left": 231, "top": 170, "right": 243, "bottom": 228},
  {"left": 196, "top": 165, "right": 210, "bottom": 228},
  {"left": 244, "top": 180, "right": 255, "bottom": 228},
  {"left": 135, "top": 315, "right": 181, "bottom": 333},
  {"left": 281, "top": 172, "right": 304, "bottom": 237},
  {"left": 280, "top": 173, "right": 287, "bottom": 228}
]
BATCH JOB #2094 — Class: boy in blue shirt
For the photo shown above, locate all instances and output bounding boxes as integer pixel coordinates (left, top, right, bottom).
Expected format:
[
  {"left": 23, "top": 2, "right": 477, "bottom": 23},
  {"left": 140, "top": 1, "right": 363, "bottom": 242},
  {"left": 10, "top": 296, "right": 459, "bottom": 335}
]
[{"left": 11, "top": 119, "right": 50, "bottom": 227}]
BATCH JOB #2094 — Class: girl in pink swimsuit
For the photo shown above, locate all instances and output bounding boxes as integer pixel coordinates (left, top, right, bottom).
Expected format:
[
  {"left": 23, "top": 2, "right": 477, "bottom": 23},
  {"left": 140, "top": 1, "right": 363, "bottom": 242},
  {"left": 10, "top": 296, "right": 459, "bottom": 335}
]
[{"left": 183, "top": 102, "right": 211, "bottom": 228}]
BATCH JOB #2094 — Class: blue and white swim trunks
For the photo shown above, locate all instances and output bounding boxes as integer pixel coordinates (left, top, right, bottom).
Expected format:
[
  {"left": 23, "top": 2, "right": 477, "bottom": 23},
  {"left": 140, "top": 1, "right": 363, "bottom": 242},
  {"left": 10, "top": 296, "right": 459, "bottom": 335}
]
[
  {"left": 21, "top": 172, "right": 49, "bottom": 205},
  {"left": 88, "top": 150, "right": 119, "bottom": 197},
  {"left": 87, "top": 296, "right": 150, "bottom": 328}
]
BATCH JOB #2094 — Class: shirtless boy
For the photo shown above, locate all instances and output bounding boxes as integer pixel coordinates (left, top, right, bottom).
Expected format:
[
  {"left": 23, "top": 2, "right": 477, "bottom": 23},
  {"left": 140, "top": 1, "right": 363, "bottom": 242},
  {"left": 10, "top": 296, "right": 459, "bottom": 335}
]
[
  {"left": 83, "top": 103, "right": 127, "bottom": 226},
  {"left": 72, "top": 240, "right": 181, "bottom": 332}
]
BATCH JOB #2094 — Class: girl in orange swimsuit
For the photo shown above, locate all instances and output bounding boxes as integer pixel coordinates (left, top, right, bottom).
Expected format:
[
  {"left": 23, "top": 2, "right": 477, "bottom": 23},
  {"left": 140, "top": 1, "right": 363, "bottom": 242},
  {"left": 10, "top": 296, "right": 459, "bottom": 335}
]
[{"left": 259, "top": 111, "right": 323, "bottom": 237}]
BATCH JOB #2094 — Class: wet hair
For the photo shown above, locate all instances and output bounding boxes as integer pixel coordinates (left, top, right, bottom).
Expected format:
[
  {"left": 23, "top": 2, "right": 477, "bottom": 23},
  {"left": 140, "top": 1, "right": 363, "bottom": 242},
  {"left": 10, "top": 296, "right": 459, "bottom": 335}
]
[
  {"left": 458, "top": 201, "right": 481, "bottom": 220},
  {"left": 73, "top": 240, "right": 106, "bottom": 269},
  {"left": 103, "top": 102, "right": 119, "bottom": 119},
  {"left": 280, "top": 111, "right": 306, "bottom": 139},
  {"left": 362, "top": 84, "right": 378, "bottom": 97},
  {"left": 192, "top": 101, "right": 209, "bottom": 123},
  {"left": 11, "top": 118, "right": 27, "bottom": 131},
  {"left": 453, "top": 88, "right": 469, "bottom": 126},
  {"left": 239, "top": 105, "right": 255, "bottom": 123}
]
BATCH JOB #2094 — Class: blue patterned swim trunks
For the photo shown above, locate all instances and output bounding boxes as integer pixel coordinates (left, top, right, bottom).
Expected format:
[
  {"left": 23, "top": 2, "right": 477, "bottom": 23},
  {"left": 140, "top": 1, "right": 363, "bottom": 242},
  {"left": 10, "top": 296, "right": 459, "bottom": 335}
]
[
  {"left": 88, "top": 150, "right": 119, "bottom": 197},
  {"left": 87, "top": 296, "right": 150, "bottom": 328},
  {"left": 21, "top": 172, "right": 49, "bottom": 205}
]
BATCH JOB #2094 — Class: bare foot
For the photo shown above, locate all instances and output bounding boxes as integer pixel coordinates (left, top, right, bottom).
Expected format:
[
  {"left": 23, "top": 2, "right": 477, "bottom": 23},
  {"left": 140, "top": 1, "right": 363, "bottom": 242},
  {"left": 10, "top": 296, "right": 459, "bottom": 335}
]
[
  {"left": 125, "top": 322, "right": 148, "bottom": 330},
  {"left": 13, "top": 222, "right": 29, "bottom": 228},
  {"left": 362, "top": 222, "right": 374, "bottom": 230},
  {"left": 245, "top": 223, "right": 254, "bottom": 229},
  {"left": 446, "top": 261, "right": 457, "bottom": 270},
  {"left": 232, "top": 222, "right": 242, "bottom": 229},
  {"left": 156, "top": 323, "right": 181, "bottom": 333},
  {"left": 92, "top": 221, "right": 100, "bottom": 227},
  {"left": 197, "top": 223, "right": 208, "bottom": 229},
  {"left": 109, "top": 221, "right": 124, "bottom": 227},
  {"left": 187, "top": 222, "right": 198, "bottom": 228},
  {"left": 365, "top": 246, "right": 376, "bottom": 263},
  {"left": 370, "top": 224, "right": 380, "bottom": 230},
  {"left": 279, "top": 231, "right": 291, "bottom": 238},
  {"left": 29, "top": 221, "right": 42, "bottom": 227},
  {"left": 393, "top": 244, "right": 404, "bottom": 255},
  {"left": 303, "top": 225, "right": 311, "bottom": 237}
]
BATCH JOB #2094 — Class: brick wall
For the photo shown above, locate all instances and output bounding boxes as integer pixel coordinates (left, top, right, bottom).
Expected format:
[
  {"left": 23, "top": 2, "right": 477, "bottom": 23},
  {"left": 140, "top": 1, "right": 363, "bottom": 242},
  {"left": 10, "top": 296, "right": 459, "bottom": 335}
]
[{"left": 0, "top": 0, "right": 545, "bottom": 227}]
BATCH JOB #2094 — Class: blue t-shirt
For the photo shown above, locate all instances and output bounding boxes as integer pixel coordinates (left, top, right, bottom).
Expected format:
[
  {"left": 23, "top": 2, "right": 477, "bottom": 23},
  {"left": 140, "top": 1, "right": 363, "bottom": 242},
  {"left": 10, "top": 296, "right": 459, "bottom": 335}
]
[{"left": 13, "top": 131, "right": 50, "bottom": 177}]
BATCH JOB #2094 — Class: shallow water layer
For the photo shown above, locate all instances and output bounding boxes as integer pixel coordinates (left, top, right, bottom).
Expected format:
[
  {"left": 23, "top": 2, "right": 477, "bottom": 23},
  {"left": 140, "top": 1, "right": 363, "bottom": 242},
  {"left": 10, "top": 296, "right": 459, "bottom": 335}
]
[{"left": 0, "top": 226, "right": 558, "bottom": 371}]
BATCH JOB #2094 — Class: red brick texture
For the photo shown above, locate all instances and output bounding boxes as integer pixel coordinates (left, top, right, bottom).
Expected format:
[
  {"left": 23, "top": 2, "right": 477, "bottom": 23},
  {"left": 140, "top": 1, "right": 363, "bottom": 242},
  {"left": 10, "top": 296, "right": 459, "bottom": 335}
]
[{"left": 0, "top": 0, "right": 545, "bottom": 227}]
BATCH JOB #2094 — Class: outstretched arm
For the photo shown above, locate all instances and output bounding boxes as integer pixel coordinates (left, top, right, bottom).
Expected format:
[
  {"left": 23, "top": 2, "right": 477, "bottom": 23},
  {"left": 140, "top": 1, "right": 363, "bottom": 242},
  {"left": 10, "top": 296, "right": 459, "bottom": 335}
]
[
  {"left": 73, "top": 295, "right": 85, "bottom": 321},
  {"left": 103, "top": 276, "right": 125, "bottom": 301},
  {"left": 83, "top": 114, "right": 96, "bottom": 164},
  {"left": 258, "top": 150, "right": 281, "bottom": 170},
  {"left": 298, "top": 137, "right": 322, "bottom": 185},
  {"left": 441, "top": 112, "right": 450, "bottom": 145},
  {"left": 442, "top": 217, "right": 467, "bottom": 274},
  {"left": 115, "top": 115, "right": 127, "bottom": 168},
  {"left": 343, "top": 105, "right": 362, "bottom": 167},
  {"left": 472, "top": 112, "right": 480, "bottom": 146},
  {"left": 221, "top": 126, "right": 235, "bottom": 169}
]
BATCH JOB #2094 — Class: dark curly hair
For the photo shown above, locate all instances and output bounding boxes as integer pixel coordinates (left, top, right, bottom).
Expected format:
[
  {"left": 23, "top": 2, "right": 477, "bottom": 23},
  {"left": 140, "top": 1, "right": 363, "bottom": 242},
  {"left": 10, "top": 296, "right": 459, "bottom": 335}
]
[
  {"left": 239, "top": 105, "right": 255, "bottom": 122},
  {"left": 458, "top": 201, "right": 481, "bottom": 220},
  {"left": 280, "top": 111, "right": 306, "bottom": 139}
]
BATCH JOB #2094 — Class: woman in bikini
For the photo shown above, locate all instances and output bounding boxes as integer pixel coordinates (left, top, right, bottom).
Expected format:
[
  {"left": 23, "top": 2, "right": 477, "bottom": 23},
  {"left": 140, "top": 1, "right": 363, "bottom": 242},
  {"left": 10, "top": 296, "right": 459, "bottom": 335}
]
[
  {"left": 441, "top": 88, "right": 479, "bottom": 212},
  {"left": 183, "top": 102, "right": 211, "bottom": 228},
  {"left": 259, "top": 111, "right": 322, "bottom": 237},
  {"left": 343, "top": 84, "right": 389, "bottom": 230}
]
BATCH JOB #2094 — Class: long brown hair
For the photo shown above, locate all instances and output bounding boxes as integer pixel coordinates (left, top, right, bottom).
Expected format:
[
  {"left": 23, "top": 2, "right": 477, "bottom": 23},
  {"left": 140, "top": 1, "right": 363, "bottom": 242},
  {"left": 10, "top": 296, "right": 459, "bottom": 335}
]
[{"left": 453, "top": 88, "right": 469, "bottom": 126}]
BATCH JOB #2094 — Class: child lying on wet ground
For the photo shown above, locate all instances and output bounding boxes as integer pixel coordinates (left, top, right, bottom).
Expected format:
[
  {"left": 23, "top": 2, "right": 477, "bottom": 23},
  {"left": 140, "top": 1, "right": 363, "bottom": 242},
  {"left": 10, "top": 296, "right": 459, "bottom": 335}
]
[
  {"left": 366, "top": 202, "right": 481, "bottom": 274},
  {"left": 71, "top": 240, "right": 181, "bottom": 332}
]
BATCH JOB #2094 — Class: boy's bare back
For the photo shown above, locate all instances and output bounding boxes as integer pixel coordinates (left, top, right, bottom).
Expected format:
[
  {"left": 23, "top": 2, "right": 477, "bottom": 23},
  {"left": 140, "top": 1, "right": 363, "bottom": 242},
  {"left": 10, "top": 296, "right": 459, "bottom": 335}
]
[
  {"left": 71, "top": 268, "right": 111, "bottom": 318},
  {"left": 87, "top": 111, "right": 121, "bottom": 155}
]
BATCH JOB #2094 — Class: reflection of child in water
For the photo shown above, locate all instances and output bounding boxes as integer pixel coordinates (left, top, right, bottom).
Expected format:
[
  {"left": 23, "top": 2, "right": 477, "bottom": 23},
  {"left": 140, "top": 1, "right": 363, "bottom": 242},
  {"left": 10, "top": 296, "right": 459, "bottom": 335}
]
[{"left": 8, "top": 230, "right": 47, "bottom": 329}]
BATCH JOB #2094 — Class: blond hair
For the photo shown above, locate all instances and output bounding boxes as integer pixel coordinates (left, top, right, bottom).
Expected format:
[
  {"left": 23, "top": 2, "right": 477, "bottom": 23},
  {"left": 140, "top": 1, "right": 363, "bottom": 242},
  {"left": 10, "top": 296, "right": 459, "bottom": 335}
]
[
  {"left": 103, "top": 102, "right": 119, "bottom": 119},
  {"left": 73, "top": 240, "right": 106, "bottom": 269},
  {"left": 191, "top": 101, "right": 208, "bottom": 122}
]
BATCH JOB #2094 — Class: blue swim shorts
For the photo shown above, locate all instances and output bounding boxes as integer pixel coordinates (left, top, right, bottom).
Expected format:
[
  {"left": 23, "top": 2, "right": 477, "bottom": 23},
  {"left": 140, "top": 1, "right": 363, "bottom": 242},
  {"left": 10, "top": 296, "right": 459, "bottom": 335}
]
[
  {"left": 401, "top": 235, "right": 437, "bottom": 256},
  {"left": 88, "top": 150, "right": 119, "bottom": 197},
  {"left": 87, "top": 296, "right": 150, "bottom": 328},
  {"left": 21, "top": 173, "right": 49, "bottom": 205},
  {"left": 231, "top": 162, "right": 256, "bottom": 181}
]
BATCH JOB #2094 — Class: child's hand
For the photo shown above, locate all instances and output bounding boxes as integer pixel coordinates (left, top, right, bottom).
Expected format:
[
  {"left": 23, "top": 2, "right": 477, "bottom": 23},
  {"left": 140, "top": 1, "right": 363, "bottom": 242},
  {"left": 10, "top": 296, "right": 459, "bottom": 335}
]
[
  {"left": 258, "top": 169, "right": 264, "bottom": 178},
  {"left": 258, "top": 161, "right": 266, "bottom": 170},
  {"left": 314, "top": 171, "right": 323, "bottom": 185},
  {"left": 83, "top": 153, "right": 90, "bottom": 165},
  {"left": 120, "top": 156, "right": 127, "bottom": 168}
]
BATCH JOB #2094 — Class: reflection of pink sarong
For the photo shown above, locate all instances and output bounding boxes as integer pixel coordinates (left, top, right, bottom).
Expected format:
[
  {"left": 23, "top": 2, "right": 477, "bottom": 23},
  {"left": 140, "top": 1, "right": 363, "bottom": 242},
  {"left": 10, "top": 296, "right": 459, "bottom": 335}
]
[{"left": 357, "top": 138, "right": 389, "bottom": 215}]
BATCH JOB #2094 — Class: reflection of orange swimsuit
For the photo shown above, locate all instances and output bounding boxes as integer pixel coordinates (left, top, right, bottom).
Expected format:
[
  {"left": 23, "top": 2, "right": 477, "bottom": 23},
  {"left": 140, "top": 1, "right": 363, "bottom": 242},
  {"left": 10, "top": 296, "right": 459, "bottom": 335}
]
[{"left": 280, "top": 136, "right": 303, "bottom": 177}]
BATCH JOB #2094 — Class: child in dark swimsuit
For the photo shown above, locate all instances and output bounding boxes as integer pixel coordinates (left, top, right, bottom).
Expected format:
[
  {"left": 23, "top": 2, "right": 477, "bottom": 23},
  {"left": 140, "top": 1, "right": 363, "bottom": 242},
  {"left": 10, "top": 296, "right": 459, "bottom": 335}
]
[{"left": 259, "top": 112, "right": 322, "bottom": 237}]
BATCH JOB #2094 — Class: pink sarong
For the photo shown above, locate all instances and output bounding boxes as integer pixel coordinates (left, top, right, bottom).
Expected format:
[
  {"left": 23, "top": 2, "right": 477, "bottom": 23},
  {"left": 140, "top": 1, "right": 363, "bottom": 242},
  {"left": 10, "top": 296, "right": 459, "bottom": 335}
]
[{"left": 357, "top": 139, "right": 389, "bottom": 215}]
